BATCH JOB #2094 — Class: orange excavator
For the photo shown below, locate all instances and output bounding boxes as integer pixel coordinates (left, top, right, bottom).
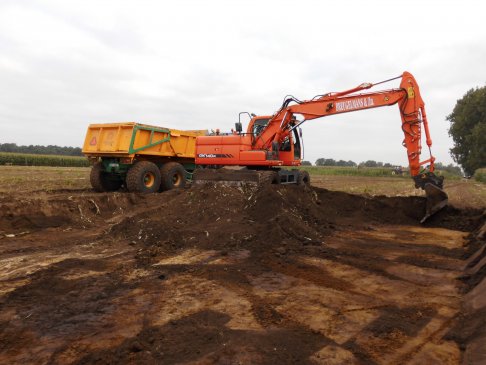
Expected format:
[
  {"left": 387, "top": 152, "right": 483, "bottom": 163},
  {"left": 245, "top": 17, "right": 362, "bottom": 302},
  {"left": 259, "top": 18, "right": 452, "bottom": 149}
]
[{"left": 194, "top": 71, "right": 448, "bottom": 222}]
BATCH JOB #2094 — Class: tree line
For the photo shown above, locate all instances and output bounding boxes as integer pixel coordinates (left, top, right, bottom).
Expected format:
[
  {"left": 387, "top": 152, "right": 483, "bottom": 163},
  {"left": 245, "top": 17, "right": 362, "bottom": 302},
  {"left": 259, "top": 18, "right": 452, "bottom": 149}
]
[
  {"left": 308, "top": 158, "right": 397, "bottom": 168},
  {"left": 0, "top": 143, "right": 83, "bottom": 156},
  {"left": 303, "top": 158, "right": 462, "bottom": 175}
]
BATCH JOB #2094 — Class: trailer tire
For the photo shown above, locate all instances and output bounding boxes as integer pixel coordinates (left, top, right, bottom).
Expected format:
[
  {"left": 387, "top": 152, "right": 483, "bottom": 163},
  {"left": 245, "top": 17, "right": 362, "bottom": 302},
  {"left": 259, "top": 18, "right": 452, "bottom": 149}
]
[
  {"left": 126, "top": 161, "right": 161, "bottom": 193},
  {"left": 90, "top": 162, "right": 123, "bottom": 192},
  {"left": 297, "top": 170, "right": 310, "bottom": 186},
  {"left": 159, "top": 162, "right": 186, "bottom": 191}
]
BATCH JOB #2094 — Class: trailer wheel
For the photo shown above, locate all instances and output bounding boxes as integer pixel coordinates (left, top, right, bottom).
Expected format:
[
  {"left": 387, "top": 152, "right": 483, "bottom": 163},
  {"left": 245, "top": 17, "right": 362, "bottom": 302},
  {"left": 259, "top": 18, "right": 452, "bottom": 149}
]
[
  {"left": 90, "top": 162, "right": 123, "bottom": 192},
  {"left": 297, "top": 170, "right": 310, "bottom": 186},
  {"left": 159, "top": 162, "right": 186, "bottom": 191},
  {"left": 126, "top": 161, "right": 161, "bottom": 193}
]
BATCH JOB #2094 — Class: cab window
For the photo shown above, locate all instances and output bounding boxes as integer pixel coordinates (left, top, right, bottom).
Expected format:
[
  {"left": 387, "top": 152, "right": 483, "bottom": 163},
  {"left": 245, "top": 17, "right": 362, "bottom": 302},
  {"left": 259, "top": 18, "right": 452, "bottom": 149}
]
[{"left": 252, "top": 118, "right": 269, "bottom": 137}]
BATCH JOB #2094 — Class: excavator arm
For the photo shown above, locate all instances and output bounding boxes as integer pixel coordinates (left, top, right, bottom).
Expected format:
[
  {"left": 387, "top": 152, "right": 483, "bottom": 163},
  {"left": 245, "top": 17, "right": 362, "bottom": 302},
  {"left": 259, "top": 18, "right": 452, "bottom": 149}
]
[{"left": 258, "top": 72, "right": 434, "bottom": 179}]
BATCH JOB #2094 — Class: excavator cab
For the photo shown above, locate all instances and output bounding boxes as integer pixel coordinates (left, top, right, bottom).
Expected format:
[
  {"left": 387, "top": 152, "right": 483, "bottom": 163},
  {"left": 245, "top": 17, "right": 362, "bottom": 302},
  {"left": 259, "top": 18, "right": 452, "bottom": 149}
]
[{"left": 250, "top": 118, "right": 270, "bottom": 143}]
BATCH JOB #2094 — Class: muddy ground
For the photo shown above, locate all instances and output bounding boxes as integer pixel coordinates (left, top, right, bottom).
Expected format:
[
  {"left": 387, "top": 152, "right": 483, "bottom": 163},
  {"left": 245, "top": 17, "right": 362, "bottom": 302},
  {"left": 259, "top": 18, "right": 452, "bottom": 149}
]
[{"left": 0, "top": 178, "right": 485, "bottom": 364}]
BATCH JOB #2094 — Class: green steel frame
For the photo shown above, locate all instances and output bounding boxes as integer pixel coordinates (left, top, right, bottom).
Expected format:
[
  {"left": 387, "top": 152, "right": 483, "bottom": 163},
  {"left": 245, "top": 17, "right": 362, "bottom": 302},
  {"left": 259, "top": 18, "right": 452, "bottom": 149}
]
[{"left": 128, "top": 125, "right": 171, "bottom": 154}]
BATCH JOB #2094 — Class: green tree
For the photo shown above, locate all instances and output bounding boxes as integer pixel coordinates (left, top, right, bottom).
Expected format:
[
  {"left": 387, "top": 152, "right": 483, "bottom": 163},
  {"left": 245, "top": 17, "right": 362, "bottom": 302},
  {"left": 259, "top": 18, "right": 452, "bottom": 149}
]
[
  {"left": 434, "top": 162, "right": 462, "bottom": 176},
  {"left": 447, "top": 86, "right": 486, "bottom": 175},
  {"left": 363, "top": 160, "right": 378, "bottom": 167},
  {"left": 315, "top": 158, "right": 336, "bottom": 166},
  {"left": 315, "top": 158, "right": 357, "bottom": 167},
  {"left": 301, "top": 160, "right": 312, "bottom": 166}
]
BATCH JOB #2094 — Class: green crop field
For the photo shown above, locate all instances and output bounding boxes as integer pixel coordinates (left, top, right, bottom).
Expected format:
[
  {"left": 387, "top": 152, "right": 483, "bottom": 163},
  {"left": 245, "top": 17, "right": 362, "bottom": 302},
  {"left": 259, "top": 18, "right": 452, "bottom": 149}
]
[
  {"left": 298, "top": 166, "right": 400, "bottom": 177},
  {"left": 297, "top": 165, "right": 461, "bottom": 180},
  {"left": 0, "top": 152, "right": 89, "bottom": 167}
]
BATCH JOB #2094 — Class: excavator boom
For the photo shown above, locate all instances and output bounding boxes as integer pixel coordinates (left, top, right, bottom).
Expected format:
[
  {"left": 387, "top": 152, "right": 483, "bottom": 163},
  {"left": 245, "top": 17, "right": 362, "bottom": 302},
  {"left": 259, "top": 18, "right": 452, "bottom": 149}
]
[{"left": 194, "top": 71, "right": 448, "bottom": 222}]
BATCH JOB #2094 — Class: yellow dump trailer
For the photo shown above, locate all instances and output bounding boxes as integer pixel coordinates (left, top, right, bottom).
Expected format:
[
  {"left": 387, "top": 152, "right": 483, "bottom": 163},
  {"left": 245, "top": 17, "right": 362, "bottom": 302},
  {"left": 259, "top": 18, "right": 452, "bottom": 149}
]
[{"left": 82, "top": 122, "right": 207, "bottom": 193}]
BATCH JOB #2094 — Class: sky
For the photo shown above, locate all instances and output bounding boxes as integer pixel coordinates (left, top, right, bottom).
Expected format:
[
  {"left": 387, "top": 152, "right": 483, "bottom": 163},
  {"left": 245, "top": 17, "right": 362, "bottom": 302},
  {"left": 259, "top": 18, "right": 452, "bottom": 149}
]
[{"left": 0, "top": 0, "right": 485, "bottom": 166}]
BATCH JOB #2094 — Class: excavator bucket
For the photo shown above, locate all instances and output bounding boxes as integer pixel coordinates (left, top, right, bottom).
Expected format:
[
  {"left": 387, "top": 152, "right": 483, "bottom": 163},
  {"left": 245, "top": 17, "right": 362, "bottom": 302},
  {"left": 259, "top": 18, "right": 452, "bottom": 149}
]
[{"left": 420, "top": 183, "right": 449, "bottom": 223}]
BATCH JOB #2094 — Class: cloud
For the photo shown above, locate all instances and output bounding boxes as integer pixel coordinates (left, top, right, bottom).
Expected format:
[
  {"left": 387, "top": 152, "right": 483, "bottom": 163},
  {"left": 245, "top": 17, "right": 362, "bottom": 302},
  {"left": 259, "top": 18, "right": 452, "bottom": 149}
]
[{"left": 0, "top": 0, "right": 485, "bottom": 166}]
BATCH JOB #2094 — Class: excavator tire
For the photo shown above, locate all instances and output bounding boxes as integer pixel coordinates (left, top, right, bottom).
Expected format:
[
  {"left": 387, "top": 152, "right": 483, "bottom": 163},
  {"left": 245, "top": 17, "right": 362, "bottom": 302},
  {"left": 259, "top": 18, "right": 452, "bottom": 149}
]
[
  {"left": 90, "top": 162, "right": 123, "bottom": 192},
  {"left": 297, "top": 170, "right": 310, "bottom": 186},
  {"left": 126, "top": 161, "right": 161, "bottom": 193},
  {"left": 258, "top": 170, "right": 280, "bottom": 185},
  {"left": 159, "top": 162, "right": 186, "bottom": 191}
]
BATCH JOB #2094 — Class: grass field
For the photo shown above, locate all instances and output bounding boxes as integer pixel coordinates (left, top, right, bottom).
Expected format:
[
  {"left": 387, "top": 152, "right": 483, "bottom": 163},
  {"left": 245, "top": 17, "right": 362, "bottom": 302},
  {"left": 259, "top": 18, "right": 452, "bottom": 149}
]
[
  {"left": 0, "top": 165, "right": 484, "bottom": 209},
  {"left": 0, "top": 166, "right": 91, "bottom": 192},
  {"left": 298, "top": 165, "right": 462, "bottom": 180}
]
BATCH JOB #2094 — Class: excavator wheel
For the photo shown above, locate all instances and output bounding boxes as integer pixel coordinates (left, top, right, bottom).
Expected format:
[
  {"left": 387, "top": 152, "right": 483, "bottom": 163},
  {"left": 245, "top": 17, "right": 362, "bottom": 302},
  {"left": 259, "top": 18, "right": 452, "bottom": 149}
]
[
  {"left": 193, "top": 167, "right": 283, "bottom": 187},
  {"left": 258, "top": 171, "right": 280, "bottom": 185},
  {"left": 297, "top": 171, "right": 310, "bottom": 186}
]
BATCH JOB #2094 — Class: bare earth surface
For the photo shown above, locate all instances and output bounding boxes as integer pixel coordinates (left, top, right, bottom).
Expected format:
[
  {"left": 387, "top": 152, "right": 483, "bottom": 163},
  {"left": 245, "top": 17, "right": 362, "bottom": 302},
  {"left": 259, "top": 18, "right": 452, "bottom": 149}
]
[{"left": 0, "top": 166, "right": 485, "bottom": 364}]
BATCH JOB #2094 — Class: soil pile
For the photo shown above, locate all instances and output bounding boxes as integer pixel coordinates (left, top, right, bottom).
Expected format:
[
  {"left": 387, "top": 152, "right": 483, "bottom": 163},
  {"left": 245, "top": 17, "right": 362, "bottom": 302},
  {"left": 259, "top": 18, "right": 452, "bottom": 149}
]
[{"left": 110, "top": 184, "right": 482, "bottom": 257}]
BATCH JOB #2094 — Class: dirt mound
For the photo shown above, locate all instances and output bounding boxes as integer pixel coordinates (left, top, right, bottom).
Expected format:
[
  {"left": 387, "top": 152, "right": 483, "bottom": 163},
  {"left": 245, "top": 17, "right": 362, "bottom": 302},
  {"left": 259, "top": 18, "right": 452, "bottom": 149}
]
[
  {"left": 103, "top": 184, "right": 485, "bottom": 275},
  {"left": 2, "top": 183, "right": 481, "bottom": 235}
]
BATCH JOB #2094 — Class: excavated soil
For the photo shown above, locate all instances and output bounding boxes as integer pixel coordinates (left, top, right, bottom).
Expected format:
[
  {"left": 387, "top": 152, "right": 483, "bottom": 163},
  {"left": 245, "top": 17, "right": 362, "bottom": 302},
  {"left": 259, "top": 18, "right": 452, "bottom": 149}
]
[{"left": 0, "top": 183, "right": 485, "bottom": 364}]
